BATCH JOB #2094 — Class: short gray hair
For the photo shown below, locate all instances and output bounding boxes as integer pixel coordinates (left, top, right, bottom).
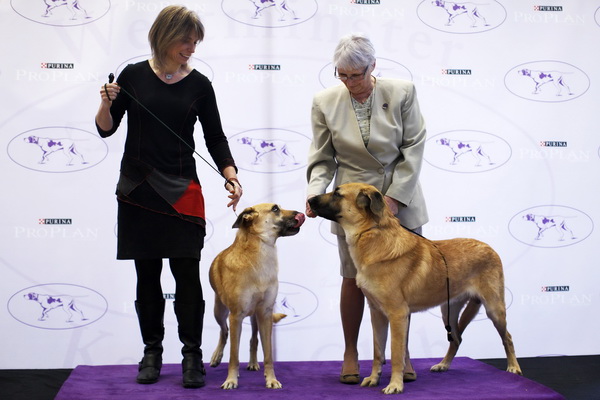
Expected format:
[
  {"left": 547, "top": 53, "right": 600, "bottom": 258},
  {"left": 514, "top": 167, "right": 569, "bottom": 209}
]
[{"left": 333, "top": 33, "right": 376, "bottom": 71}]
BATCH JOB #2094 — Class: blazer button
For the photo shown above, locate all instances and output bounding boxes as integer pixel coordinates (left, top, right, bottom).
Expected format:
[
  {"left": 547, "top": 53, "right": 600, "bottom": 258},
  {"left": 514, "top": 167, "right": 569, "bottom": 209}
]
[{"left": 378, "top": 168, "right": 384, "bottom": 174}]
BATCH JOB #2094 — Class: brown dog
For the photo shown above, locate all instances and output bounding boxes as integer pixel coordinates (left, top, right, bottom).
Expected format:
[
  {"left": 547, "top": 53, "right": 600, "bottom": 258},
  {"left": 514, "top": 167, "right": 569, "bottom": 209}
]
[
  {"left": 209, "top": 204, "right": 305, "bottom": 389},
  {"left": 308, "top": 183, "right": 522, "bottom": 394}
]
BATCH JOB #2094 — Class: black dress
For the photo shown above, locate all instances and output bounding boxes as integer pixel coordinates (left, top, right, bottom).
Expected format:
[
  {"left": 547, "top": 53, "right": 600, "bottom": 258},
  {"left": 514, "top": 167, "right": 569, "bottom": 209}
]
[{"left": 96, "top": 61, "right": 236, "bottom": 260}]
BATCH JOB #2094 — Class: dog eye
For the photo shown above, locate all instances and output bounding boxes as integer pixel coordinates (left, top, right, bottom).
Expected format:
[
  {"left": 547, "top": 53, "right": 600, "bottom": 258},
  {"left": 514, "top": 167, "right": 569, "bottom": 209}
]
[{"left": 271, "top": 205, "right": 280, "bottom": 213}]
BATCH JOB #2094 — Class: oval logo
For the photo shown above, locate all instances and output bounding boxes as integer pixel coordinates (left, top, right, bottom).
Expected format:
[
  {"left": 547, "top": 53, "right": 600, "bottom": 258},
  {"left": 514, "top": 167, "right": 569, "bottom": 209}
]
[
  {"left": 8, "top": 127, "right": 108, "bottom": 173},
  {"left": 114, "top": 55, "right": 214, "bottom": 82},
  {"left": 318, "top": 218, "right": 337, "bottom": 247},
  {"left": 319, "top": 58, "right": 413, "bottom": 89},
  {"left": 417, "top": 0, "right": 506, "bottom": 34},
  {"left": 221, "top": 0, "right": 318, "bottom": 28},
  {"left": 425, "top": 130, "right": 512, "bottom": 173},
  {"left": 273, "top": 281, "right": 319, "bottom": 326},
  {"left": 504, "top": 61, "right": 590, "bottom": 102},
  {"left": 11, "top": 0, "right": 110, "bottom": 26},
  {"left": 595, "top": 7, "right": 600, "bottom": 27},
  {"left": 230, "top": 128, "right": 310, "bottom": 173},
  {"left": 8, "top": 283, "right": 108, "bottom": 330},
  {"left": 428, "top": 287, "right": 514, "bottom": 321},
  {"left": 509, "top": 205, "right": 594, "bottom": 248}
]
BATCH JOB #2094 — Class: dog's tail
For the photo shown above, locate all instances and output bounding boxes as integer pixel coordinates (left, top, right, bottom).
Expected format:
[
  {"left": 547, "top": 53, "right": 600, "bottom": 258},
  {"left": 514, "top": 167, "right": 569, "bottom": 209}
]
[{"left": 273, "top": 313, "right": 287, "bottom": 323}]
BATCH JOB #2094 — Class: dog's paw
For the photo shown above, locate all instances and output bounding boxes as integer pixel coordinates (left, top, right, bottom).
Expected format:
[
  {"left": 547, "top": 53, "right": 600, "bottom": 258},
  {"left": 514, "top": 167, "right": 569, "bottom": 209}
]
[
  {"left": 209, "top": 353, "right": 223, "bottom": 368},
  {"left": 360, "top": 375, "right": 380, "bottom": 387},
  {"left": 247, "top": 362, "right": 260, "bottom": 371},
  {"left": 430, "top": 363, "right": 449, "bottom": 372},
  {"left": 266, "top": 378, "right": 282, "bottom": 389},
  {"left": 507, "top": 366, "right": 523, "bottom": 375},
  {"left": 382, "top": 383, "right": 404, "bottom": 395},
  {"left": 221, "top": 379, "right": 238, "bottom": 390}
]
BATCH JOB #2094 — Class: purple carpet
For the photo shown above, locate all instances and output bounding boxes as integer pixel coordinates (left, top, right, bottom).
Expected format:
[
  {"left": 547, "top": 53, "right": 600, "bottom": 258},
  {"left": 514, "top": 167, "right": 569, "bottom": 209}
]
[{"left": 55, "top": 357, "right": 564, "bottom": 399}]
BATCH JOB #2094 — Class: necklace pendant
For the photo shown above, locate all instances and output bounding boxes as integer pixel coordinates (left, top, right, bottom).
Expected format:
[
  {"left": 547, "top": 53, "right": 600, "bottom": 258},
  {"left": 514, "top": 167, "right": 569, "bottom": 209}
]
[{"left": 165, "top": 73, "right": 173, "bottom": 80}]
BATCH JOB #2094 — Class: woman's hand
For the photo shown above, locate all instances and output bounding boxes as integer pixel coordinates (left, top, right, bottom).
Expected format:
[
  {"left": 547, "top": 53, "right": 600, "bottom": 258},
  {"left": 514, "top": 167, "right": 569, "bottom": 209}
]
[{"left": 225, "top": 178, "right": 242, "bottom": 212}]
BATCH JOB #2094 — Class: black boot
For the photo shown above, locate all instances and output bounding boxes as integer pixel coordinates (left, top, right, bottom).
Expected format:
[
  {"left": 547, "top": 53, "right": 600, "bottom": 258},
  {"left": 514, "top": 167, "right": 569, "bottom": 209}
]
[
  {"left": 174, "top": 300, "right": 206, "bottom": 388},
  {"left": 135, "top": 300, "right": 165, "bottom": 384}
]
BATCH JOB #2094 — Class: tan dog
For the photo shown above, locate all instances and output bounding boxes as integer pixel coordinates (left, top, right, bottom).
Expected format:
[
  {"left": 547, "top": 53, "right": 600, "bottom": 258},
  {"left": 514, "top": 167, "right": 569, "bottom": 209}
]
[
  {"left": 209, "top": 204, "right": 305, "bottom": 389},
  {"left": 308, "top": 183, "right": 522, "bottom": 394}
]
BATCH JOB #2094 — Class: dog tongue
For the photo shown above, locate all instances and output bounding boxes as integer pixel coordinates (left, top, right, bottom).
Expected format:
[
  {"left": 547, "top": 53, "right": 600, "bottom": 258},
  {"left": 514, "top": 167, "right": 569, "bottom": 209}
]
[{"left": 294, "top": 213, "right": 306, "bottom": 228}]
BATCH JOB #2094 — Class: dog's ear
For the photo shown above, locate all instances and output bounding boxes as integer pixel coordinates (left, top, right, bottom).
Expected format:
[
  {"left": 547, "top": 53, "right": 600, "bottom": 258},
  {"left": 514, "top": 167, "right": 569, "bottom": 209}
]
[
  {"left": 356, "top": 189, "right": 386, "bottom": 221},
  {"left": 232, "top": 207, "right": 256, "bottom": 229}
]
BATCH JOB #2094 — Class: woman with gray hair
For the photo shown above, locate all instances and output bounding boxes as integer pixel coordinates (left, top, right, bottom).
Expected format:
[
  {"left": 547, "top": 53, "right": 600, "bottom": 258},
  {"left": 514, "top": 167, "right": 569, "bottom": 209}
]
[
  {"left": 306, "top": 33, "right": 429, "bottom": 384},
  {"left": 96, "top": 5, "right": 242, "bottom": 389}
]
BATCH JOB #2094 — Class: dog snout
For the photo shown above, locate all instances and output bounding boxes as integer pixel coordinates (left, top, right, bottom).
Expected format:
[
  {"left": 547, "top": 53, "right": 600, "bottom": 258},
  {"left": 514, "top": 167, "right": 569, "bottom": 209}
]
[{"left": 294, "top": 212, "right": 305, "bottom": 228}]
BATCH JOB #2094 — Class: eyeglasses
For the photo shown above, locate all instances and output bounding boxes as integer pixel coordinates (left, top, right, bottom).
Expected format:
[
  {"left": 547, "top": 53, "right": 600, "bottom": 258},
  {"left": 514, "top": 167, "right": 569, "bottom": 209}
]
[{"left": 334, "top": 66, "right": 369, "bottom": 81}]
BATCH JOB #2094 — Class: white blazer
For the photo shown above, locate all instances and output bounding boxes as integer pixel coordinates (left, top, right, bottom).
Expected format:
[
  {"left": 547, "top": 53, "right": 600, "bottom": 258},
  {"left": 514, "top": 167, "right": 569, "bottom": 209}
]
[{"left": 307, "top": 77, "right": 429, "bottom": 233}]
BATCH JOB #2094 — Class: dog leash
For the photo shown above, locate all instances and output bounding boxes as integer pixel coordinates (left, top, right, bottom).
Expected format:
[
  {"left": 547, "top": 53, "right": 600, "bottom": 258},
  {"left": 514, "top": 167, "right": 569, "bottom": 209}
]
[
  {"left": 104, "top": 73, "right": 239, "bottom": 192},
  {"left": 404, "top": 227, "right": 454, "bottom": 342}
]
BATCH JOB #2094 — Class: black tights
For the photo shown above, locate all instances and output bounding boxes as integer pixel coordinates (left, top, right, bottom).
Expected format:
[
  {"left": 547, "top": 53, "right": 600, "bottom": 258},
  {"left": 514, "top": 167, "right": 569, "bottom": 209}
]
[{"left": 134, "top": 258, "right": 203, "bottom": 304}]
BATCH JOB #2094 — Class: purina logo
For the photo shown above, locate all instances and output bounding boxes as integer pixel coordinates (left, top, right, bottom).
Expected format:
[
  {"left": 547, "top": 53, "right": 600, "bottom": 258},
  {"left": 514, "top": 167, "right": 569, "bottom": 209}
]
[
  {"left": 249, "top": 64, "right": 281, "bottom": 71},
  {"left": 417, "top": 0, "right": 506, "bottom": 34},
  {"left": 508, "top": 205, "right": 594, "bottom": 248},
  {"left": 11, "top": 0, "right": 110, "bottom": 26},
  {"left": 7, "top": 127, "right": 108, "bottom": 173},
  {"left": 8, "top": 284, "right": 108, "bottom": 330},
  {"left": 39, "top": 219, "right": 72, "bottom": 225},
  {"left": 231, "top": 128, "right": 310, "bottom": 174},
  {"left": 425, "top": 130, "right": 512, "bottom": 173},
  {"left": 504, "top": 60, "right": 590, "bottom": 103},
  {"left": 221, "top": 0, "right": 318, "bottom": 28},
  {"left": 442, "top": 69, "right": 472, "bottom": 75},
  {"left": 41, "top": 63, "right": 74, "bottom": 69},
  {"left": 446, "top": 216, "right": 476, "bottom": 223},
  {"left": 541, "top": 286, "right": 569, "bottom": 292},
  {"left": 540, "top": 141, "right": 567, "bottom": 147},
  {"left": 534, "top": 6, "right": 563, "bottom": 12},
  {"left": 351, "top": 0, "right": 381, "bottom": 4}
]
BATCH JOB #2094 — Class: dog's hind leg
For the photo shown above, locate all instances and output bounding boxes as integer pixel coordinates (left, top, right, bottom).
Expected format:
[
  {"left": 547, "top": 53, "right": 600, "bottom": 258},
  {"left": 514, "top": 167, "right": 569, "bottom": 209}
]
[
  {"left": 247, "top": 315, "right": 260, "bottom": 371},
  {"left": 361, "top": 305, "right": 388, "bottom": 387},
  {"left": 430, "top": 298, "right": 477, "bottom": 372},
  {"left": 209, "top": 297, "right": 229, "bottom": 368},
  {"left": 483, "top": 297, "right": 522, "bottom": 375}
]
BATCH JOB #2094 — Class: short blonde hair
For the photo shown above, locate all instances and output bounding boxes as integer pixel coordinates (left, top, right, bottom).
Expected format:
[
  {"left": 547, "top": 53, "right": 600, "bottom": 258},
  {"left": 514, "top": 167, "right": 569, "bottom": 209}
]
[
  {"left": 333, "top": 33, "right": 376, "bottom": 71},
  {"left": 148, "top": 5, "right": 205, "bottom": 71}
]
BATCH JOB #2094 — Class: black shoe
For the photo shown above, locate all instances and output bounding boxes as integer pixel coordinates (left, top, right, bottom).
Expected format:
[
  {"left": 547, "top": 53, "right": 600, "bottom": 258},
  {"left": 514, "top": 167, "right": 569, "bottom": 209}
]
[
  {"left": 182, "top": 357, "right": 206, "bottom": 388},
  {"left": 136, "top": 353, "right": 162, "bottom": 384}
]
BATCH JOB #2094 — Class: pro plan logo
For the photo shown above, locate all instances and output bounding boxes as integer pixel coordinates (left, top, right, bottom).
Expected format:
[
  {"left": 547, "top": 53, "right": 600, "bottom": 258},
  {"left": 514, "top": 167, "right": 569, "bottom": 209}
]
[
  {"left": 11, "top": 0, "right": 110, "bottom": 26},
  {"left": 425, "top": 130, "right": 512, "bottom": 173},
  {"left": 351, "top": 0, "right": 381, "bottom": 4},
  {"left": 8, "top": 127, "right": 108, "bottom": 173},
  {"left": 509, "top": 205, "right": 593, "bottom": 248},
  {"left": 319, "top": 58, "right": 413, "bottom": 89},
  {"left": 417, "top": 0, "right": 506, "bottom": 34},
  {"left": 221, "top": 0, "right": 318, "bottom": 28},
  {"left": 231, "top": 128, "right": 309, "bottom": 174},
  {"left": 8, "top": 283, "right": 108, "bottom": 330},
  {"left": 540, "top": 141, "right": 567, "bottom": 148},
  {"left": 504, "top": 60, "right": 590, "bottom": 103}
]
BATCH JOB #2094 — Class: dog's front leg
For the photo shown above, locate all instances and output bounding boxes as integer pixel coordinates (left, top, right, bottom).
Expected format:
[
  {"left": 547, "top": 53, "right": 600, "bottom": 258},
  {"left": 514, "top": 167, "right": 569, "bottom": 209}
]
[
  {"left": 383, "top": 312, "right": 409, "bottom": 394},
  {"left": 221, "top": 313, "right": 244, "bottom": 389},
  {"left": 361, "top": 305, "right": 388, "bottom": 387},
  {"left": 256, "top": 308, "right": 282, "bottom": 389}
]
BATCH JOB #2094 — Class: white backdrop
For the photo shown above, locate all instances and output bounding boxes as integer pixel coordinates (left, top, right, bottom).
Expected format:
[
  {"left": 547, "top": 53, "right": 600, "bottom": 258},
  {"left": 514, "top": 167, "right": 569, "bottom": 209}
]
[{"left": 1, "top": 0, "right": 599, "bottom": 370}]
